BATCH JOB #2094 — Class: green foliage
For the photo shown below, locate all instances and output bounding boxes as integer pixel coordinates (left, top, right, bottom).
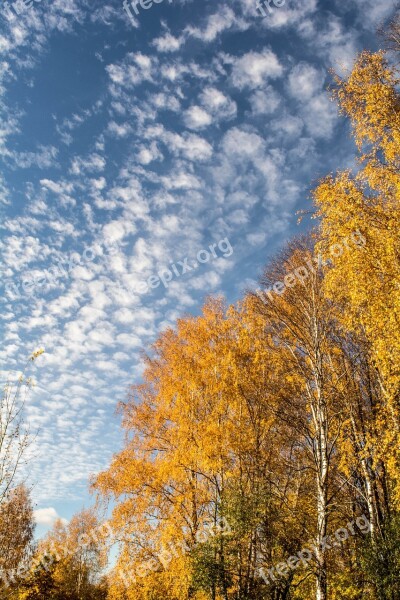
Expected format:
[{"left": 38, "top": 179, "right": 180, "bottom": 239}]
[
  {"left": 21, "top": 561, "right": 59, "bottom": 600},
  {"left": 360, "top": 515, "right": 400, "bottom": 600},
  {"left": 190, "top": 541, "right": 229, "bottom": 596}
]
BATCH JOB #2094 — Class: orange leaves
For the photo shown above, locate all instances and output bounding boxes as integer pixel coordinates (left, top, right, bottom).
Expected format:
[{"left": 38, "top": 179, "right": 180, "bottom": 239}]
[
  {"left": 93, "top": 298, "right": 284, "bottom": 597},
  {"left": 314, "top": 47, "right": 400, "bottom": 503},
  {"left": 332, "top": 51, "right": 400, "bottom": 163}
]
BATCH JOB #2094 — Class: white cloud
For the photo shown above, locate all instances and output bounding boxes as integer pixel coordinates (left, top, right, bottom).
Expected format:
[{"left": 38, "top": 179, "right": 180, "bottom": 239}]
[
  {"left": 70, "top": 153, "right": 106, "bottom": 175},
  {"left": 169, "top": 132, "right": 213, "bottom": 161},
  {"left": 253, "top": 0, "right": 318, "bottom": 29},
  {"left": 299, "top": 15, "right": 360, "bottom": 74},
  {"left": 271, "top": 113, "right": 304, "bottom": 138},
  {"left": 101, "top": 221, "right": 135, "bottom": 245},
  {"left": 161, "top": 171, "right": 202, "bottom": 190},
  {"left": 40, "top": 179, "right": 76, "bottom": 207},
  {"left": 222, "top": 127, "right": 265, "bottom": 159},
  {"left": 199, "top": 87, "right": 237, "bottom": 120},
  {"left": 107, "top": 53, "right": 155, "bottom": 90},
  {"left": 230, "top": 49, "right": 284, "bottom": 89},
  {"left": 183, "top": 106, "right": 213, "bottom": 130},
  {"left": 107, "top": 121, "right": 132, "bottom": 138},
  {"left": 249, "top": 86, "right": 281, "bottom": 115},
  {"left": 149, "top": 92, "right": 181, "bottom": 112},
  {"left": 0, "top": 235, "right": 51, "bottom": 273},
  {"left": 136, "top": 141, "right": 163, "bottom": 165},
  {"left": 152, "top": 32, "right": 183, "bottom": 52},
  {"left": 287, "top": 62, "right": 324, "bottom": 100},
  {"left": 303, "top": 93, "right": 338, "bottom": 139},
  {"left": 90, "top": 177, "right": 107, "bottom": 191},
  {"left": 344, "top": 0, "right": 394, "bottom": 29},
  {"left": 34, "top": 507, "right": 68, "bottom": 527},
  {"left": 185, "top": 6, "right": 249, "bottom": 43}
]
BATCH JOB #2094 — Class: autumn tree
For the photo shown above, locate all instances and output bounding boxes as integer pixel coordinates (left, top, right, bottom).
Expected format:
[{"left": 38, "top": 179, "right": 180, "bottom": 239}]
[
  {"left": 253, "top": 238, "right": 372, "bottom": 600},
  {"left": 313, "top": 49, "right": 400, "bottom": 507},
  {"left": 95, "top": 298, "right": 308, "bottom": 600},
  {"left": 0, "top": 350, "right": 44, "bottom": 505},
  {"left": 380, "top": 11, "right": 400, "bottom": 53},
  {"left": 0, "top": 485, "right": 35, "bottom": 596},
  {"left": 20, "top": 559, "right": 59, "bottom": 600},
  {"left": 30, "top": 508, "right": 109, "bottom": 600},
  {"left": 0, "top": 351, "right": 43, "bottom": 599}
]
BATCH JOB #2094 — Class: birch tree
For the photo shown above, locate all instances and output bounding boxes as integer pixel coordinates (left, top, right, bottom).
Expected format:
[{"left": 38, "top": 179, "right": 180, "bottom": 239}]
[
  {"left": 0, "top": 350, "right": 44, "bottom": 505},
  {"left": 254, "top": 240, "right": 345, "bottom": 600}
]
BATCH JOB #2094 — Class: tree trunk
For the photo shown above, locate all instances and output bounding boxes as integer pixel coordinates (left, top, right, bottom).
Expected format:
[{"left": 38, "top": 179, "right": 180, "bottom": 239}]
[
  {"left": 361, "top": 457, "right": 378, "bottom": 540},
  {"left": 315, "top": 399, "right": 328, "bottom": 600}
]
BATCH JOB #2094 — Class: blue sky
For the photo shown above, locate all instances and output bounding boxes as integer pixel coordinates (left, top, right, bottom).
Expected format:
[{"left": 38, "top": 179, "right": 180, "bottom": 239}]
[{"left": 0, "top": 0, "right": 394, "bottom": 536}]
